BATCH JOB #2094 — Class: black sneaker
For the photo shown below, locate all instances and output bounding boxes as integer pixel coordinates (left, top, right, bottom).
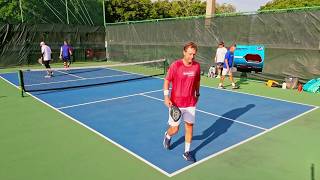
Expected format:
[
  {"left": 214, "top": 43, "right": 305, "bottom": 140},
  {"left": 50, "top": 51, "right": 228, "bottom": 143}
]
[
  {"left": 183, "top": 151, "right": 195, "bottom": 162},
  {"left": 163, "top": 132, "right": 171, "bottom": 150}
]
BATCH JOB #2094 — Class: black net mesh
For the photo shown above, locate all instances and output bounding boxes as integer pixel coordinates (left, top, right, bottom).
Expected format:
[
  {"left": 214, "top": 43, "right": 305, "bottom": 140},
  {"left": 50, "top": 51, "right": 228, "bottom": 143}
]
[{"left": 19, "top": 59, "right": 166, "bottom": 92}]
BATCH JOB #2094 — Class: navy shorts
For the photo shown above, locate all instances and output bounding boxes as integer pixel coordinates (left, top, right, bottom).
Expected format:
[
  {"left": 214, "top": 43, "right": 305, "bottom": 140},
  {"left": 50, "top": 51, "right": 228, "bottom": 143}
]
[{"left": 62, "top": 56, "right": 70, "bottom": 62}]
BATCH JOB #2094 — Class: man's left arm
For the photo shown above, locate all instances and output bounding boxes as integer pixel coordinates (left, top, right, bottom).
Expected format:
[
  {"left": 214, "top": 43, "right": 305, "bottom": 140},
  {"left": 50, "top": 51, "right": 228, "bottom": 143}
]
[{"left": 59, "top": 47, "right": 62, "bottom": 59}]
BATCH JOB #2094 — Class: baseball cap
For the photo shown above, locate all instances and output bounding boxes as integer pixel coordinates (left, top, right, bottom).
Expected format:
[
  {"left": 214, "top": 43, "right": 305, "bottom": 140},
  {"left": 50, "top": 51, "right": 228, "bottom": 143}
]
[{"left": 40, "top": 41, "right": 45, "bottom": 46}]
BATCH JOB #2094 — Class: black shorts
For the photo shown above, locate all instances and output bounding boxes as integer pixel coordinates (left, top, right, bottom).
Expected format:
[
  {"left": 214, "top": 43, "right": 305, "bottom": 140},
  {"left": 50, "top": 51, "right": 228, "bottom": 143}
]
[{"left": 43, "top": 60, "right": 51, "bottom": 68}]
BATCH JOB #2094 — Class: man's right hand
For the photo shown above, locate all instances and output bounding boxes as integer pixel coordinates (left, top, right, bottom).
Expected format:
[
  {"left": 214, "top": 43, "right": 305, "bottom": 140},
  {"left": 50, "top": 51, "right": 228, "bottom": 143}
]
[{"left": 164, "top": 96, "right": 172, "bottom": 108}]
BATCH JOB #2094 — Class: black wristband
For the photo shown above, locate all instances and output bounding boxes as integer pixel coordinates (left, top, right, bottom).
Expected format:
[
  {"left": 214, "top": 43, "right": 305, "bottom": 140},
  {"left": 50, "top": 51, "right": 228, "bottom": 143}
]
[{"left": 196, "top": 93, "right": 200, "bottom": 97}]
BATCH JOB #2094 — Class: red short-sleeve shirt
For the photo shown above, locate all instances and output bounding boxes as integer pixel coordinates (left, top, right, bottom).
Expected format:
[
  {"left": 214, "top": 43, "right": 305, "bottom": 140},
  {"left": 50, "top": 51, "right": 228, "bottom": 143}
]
[{"left": 166, "top": 59, "right": 201, "bottom": 107}]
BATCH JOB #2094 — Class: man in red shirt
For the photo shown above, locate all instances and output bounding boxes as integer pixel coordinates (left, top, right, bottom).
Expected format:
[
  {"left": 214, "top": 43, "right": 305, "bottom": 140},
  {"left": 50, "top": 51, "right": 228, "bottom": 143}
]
[{"left": 163, "top": 42, "right": 201, "bottom": 162}]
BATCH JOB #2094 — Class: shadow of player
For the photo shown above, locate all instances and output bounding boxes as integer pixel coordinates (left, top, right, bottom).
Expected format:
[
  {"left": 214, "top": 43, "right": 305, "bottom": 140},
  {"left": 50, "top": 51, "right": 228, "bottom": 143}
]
[{"left": 170, "top": 104, "right": 255, "bottom": 161}]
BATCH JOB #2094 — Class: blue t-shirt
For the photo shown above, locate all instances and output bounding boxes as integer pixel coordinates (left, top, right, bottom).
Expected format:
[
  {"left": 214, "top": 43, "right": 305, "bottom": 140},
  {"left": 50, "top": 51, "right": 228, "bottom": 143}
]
[
  {"left": 223, "top": 50, "right": 234, "bottom": 68},
  {"left": 61, "top": 45, "right": 72, "bottom": 59}
]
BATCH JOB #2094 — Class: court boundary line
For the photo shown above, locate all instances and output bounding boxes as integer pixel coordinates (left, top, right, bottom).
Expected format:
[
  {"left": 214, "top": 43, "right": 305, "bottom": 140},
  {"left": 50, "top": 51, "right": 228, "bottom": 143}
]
[
  {"left": 25, "top": 73, "right": 134, "bottom": 87},
  {"left": 141, "top": 93, "right": 318, "bottom": 177},
  {"left": 172, "top": 106, "right": 319, "bottom": 176},
  {"left": 0, "top": 75, "right": 318, "bottom": 177},
  {"left": 0, "top": 76, "right": 172, "bottom": 177},
  {"left": 57, "top": 89, "right": 164, "bottom": 109},
  {"left": 28, "top": 92, "right": 171, "bottom": 177},
  {"left": 140, "top": 94, "right": 267, "bottom": 131},
  {"left": 200, "top": 84, "right": 318, "bottom": 108},
  {"left": 55, "top": 70, "right": 86, "bottom": 79}
]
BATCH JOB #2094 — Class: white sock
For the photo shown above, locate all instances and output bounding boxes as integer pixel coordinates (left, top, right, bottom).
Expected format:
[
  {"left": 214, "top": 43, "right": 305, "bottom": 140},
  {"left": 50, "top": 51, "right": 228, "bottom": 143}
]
[
  {"left": 232, "top": 83, "right": 236, "bottom": 86},
  {"left": 185, "top": 143, "right": 191, "bottom": 153},
  {"left": 166, "top": 132, "right": 171, "bottom": 139},
  {"left": 219, "top": 83, "right": 222, "bottom": 87}
]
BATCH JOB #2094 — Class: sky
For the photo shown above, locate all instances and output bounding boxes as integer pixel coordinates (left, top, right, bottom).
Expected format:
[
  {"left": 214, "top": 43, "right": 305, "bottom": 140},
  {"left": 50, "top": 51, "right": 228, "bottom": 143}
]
[
  {"left": 151, "top": 0, "right": 273, "bottom": 12},
  {"left": 216, "top": 0, "right": 271, "bottom": 12}
]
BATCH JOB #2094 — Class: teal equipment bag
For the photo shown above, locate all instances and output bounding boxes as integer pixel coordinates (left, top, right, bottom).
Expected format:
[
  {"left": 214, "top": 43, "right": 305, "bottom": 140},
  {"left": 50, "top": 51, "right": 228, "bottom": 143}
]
[{"left": 303, "top": 78, "right": 320, "bottom": 93}]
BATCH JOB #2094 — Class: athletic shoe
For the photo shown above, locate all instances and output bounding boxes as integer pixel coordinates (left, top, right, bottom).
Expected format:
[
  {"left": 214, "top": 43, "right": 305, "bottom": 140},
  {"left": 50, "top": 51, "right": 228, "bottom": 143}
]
[
  {"left": 216, "top": 75, "right": 221, "bottom": 78},
  {"left": 183, "top": 151, "right": 195, "bottom": 162},
  {"left": 232, "top": 85, "right": 240, "bottom": 89},
  {"left": 44, "top": 75, "right": 52, "bottom": 78},
  {"left": 163, "top": 132, "right": 171, "bottom": 150},
  {"left": 218, "top": 85, "right": 225, "bottom": 89}
]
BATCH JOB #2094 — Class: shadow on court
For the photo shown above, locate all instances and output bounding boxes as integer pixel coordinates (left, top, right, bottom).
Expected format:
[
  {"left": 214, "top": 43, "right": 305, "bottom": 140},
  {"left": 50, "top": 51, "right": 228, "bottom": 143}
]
[{"left": 170, "top": 104, "right": 255, "bottom": 161}]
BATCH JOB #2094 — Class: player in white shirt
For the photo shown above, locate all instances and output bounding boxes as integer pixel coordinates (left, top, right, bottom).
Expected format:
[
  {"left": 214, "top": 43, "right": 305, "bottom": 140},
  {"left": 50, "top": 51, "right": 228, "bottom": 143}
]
[
  {"left": 214, "top": 41, "right": 227, "bottom": 78},
  {"left": 40, "top": 42, "right": 53, "bottom": 78}
]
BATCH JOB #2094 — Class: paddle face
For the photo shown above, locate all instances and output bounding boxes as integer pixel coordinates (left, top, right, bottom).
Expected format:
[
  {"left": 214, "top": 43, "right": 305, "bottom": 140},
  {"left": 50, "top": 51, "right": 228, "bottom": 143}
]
[
  {"left": 170, "top": 105, "right": 181, "bottom": 122},
  {"left": 38, "top": 57, "right": 44, "bottom": 65}
]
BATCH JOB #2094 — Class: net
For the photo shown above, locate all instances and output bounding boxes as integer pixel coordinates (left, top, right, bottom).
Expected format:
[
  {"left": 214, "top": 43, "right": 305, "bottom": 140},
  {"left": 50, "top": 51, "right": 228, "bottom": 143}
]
[{"left": 19, "top": 59, "right": 167, "bottom": 92}]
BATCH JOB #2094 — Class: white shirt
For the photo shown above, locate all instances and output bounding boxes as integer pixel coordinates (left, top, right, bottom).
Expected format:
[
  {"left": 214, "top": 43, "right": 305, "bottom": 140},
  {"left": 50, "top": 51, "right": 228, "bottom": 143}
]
[
  {"left": 41, "top": 45, "right": 52, "bottom": 61},
  {"left": 215, "top": 47, "right": 227, "bottom": 63}
]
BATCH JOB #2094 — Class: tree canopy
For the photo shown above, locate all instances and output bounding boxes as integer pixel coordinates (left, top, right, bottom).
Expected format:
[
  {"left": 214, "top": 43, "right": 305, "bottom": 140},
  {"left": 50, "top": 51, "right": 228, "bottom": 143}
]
[
  {"left": 0, "top": 0, "right": 104, "bottom": 25},
  {"left": 1, "top": 0, "right": 236, "bottom": 24},
  {"left": 260, "top": 0, "right": 320, "bottom": 11},
  {"left": 105, "top": 0, "right": 236, "bottom": 23}
]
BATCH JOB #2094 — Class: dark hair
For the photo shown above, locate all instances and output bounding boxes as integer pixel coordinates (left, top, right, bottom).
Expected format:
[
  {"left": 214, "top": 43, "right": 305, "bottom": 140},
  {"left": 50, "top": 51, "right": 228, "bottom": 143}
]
[
  {"left": 183, "top": 42, "right": 198, "bottom": 52},
  {"left": 218, "top": 41, "right": 224, "bottom": 46}
]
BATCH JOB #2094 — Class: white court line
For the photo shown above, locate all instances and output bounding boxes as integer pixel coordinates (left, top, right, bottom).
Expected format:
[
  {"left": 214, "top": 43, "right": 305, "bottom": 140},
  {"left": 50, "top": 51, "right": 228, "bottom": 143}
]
[
  {"left": 56, "top": 89, "right": 164, "bottom": 110},
  {"left": 25, "top": 73, "right": 134, "bottom": 87},
  {"left": 0, "top": 76, "right": 171, "bottom": 177},
  {"left": 56, "top": 70, "right": 86, "bottom": 79},
  {"left": 170, "top": 105, "right": 319, "bottom": 177},
  {"left": 136, "top": 74, "right": 318, "bottom": 108},
  {"left": 196, "top": 109, "right": 267, "bottom": 130},
  {"left": 201, "top": 84, "right": 318, "bottom": 108},
  {"left": 141, "top": 94, "right": 267, "bottom": 131},
  {"left": 140, "top": 93, "right": 319, "bottom": 177}
]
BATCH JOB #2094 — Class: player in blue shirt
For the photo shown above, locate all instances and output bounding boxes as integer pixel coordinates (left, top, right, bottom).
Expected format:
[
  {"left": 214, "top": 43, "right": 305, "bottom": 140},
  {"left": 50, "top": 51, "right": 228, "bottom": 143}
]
[
  {"left": 218, "top": 44, "right": 239, "bottom": 89},
  {"left": 59, "top": 41, "right": 73, "bottom": 69}
]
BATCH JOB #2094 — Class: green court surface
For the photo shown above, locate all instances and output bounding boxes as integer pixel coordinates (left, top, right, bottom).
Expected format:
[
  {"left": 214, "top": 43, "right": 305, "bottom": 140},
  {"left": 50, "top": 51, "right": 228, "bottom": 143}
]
[{"left": 0, "top": 65, "right": 319, "bottom": 180}]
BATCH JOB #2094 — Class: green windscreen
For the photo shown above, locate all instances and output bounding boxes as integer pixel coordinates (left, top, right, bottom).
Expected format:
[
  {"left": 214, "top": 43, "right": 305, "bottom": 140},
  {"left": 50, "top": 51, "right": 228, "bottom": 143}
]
[{"left": 105, "top": 8, "right": 320, "bottom": 82}]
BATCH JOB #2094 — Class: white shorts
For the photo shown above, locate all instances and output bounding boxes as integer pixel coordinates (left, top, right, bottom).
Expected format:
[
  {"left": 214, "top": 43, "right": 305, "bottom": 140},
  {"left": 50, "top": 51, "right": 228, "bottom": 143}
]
[
  {"left": 222, "top": 68, "right": 232, "bottom": 76},
  {"left": 168, "top": 106, "right": 196, "bottom": 127}
]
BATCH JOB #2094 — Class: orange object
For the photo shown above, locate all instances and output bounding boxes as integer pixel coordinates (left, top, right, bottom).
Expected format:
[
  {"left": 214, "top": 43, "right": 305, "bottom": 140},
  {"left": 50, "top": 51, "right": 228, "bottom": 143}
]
[{"left": 297, "top": 84, "right": 303, "bottom": 92}]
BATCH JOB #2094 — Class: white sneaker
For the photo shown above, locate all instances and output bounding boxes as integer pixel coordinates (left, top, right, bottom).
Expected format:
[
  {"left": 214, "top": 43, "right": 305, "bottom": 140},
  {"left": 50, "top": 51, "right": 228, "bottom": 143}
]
[
  {"left": 45, "top": 75, "right": 52, "bottom": 78},
  {"left": 216, "top": 75, "right": 221, "bottom": 78}
]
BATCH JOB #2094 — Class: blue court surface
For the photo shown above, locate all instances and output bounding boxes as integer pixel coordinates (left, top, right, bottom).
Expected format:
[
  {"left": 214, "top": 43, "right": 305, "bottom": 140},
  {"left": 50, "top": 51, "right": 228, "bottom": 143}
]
[{"left": 0, "top": 71, "right": 316, "bottom": 176}]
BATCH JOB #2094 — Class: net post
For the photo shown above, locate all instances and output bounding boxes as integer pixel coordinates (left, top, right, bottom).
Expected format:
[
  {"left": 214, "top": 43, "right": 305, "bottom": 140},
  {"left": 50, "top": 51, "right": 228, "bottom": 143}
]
[
  {"left": 311, "top": 163, "right": 315, "bottom": 180},
  {"left": 18, "top": 70, "right": 25, "bottom": 97}
]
